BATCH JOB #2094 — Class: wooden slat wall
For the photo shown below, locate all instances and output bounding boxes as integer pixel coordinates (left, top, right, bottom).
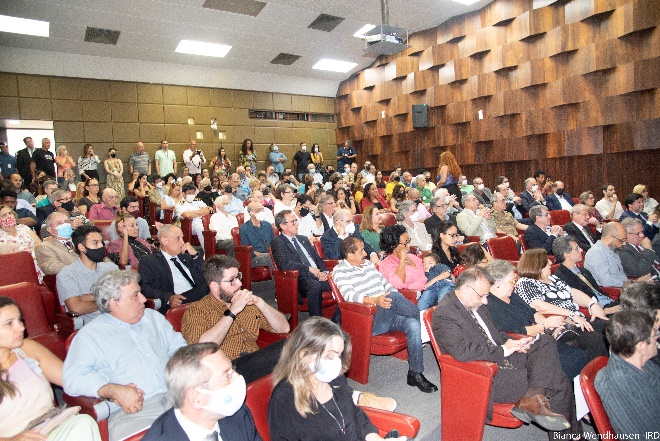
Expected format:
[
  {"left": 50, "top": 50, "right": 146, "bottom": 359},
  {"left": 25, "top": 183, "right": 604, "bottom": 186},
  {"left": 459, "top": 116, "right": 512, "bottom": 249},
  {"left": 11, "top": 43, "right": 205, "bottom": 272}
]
[{"left": 335, "top": 0, "right": 660, "bottom": 195}]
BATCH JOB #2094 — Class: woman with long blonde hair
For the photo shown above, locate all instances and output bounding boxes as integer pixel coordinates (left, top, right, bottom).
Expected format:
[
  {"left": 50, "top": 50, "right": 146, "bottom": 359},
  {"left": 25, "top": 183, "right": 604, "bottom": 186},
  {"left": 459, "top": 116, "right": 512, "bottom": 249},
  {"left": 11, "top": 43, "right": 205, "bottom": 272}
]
[{"left": 436, "top": 151, "right": 462, "bottom": 202}]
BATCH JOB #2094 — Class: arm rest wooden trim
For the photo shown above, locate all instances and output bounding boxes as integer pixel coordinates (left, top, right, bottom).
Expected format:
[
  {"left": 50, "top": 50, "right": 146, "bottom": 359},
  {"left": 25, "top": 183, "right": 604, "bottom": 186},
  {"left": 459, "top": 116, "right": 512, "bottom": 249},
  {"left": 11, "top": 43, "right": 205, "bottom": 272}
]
[{"left": 363, "top": 407, "right": 421, "bottom": 438}]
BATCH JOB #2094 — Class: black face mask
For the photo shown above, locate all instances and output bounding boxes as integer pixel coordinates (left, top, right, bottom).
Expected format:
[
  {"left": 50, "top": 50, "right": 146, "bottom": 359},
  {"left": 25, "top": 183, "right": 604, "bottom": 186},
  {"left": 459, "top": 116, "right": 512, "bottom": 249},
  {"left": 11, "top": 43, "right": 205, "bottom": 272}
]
[
  {"left": 393, "top": 176, "right": 400, "bottom": 182},
  {"left": 61, "top": 201, "right": 75, "bottom": 211},
  {"left": 556, "top": 189, "right": 564, "bottom": 196},
  {"left": 204, "top": 185, "right": 212, "bottom": 192},
  {"left": 110, "top": 153, "right": 116, "bottom": 158},
  {"left": 127, "top": 209, "right": 140, "bottom": 218},
  {"left": 414, "top": 199, "right": 422, "bottom": 205},
  {"left": 83, "top": 246, "right": 106, "bottom": 263},
  {"left": 300, "top": 207, "right": 310, "bottom": 217}
]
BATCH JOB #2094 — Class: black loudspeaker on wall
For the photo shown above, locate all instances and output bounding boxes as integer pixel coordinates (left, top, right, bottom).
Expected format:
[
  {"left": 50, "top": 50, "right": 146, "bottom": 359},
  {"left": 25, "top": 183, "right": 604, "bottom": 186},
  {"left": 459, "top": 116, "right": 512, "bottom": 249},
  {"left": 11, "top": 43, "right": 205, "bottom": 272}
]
[{"left": 412, "top": 104, "right": 429, "bottom": 128}]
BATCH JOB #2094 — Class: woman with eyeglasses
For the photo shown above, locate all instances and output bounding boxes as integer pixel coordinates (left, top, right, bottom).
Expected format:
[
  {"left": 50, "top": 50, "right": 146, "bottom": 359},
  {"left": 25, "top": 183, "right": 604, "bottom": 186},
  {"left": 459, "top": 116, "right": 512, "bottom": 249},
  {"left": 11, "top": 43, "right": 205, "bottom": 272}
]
[
  {"left": 378, "top": 223, "right": 427, "bottom": 289},
  {"left": 0, "top": 205, "right": 43, "bottom": 281},
  {"left": 76, "top": 178, "right": 101, "bottom": 217},
  {"left": 484, "top": 260, "right": 589, "bottom": 380},
  {"left": 268, "top": 316, "right": 407, "bottom": 441},
  {"left": 431, "top": 221, "right": 464, "bottom": 271},
  {"left": 274, "top": 184, "right": 297, "bottom": 216},
  {"left": 578, "top": 191, "right": 603, "bottom": 224},
  {"left": 513, "top": 248, "right": 609, "bottom": 360}
]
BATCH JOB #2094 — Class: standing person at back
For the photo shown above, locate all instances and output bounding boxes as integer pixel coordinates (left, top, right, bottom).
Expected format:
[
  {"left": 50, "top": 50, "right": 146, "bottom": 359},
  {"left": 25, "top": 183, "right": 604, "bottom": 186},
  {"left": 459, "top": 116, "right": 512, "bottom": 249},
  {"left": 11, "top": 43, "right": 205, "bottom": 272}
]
[
  {"left": 155, "top": 140, "right": 177, "bottom": 178},
  {"left": 129, "top": 141, "right": 152, "bottom": 176},
  {"left": 292, "top": 142, "right": 311, "bottom": 183},
  {"left": 337, "top": 140, "right": 357, "bottom": 172},
  {"left": 15, "top": 136, "right": 36, "bottom": 186},
  {"left": 436, "top": 151, "right": 462, "bottom": 204}
]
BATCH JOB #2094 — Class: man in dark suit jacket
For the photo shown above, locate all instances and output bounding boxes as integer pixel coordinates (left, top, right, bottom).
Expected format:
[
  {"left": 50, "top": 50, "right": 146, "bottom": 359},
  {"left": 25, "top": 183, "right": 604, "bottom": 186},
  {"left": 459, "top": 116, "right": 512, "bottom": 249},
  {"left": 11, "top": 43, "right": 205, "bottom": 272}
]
[
  {"left": 424, "top": 196, "right": 457, "bottom": 239},
  {"left": 15, "top": 136, "right": 35, "bottom": 187},
  {"left": 562, "top": 204, "right": 601, "bottom": 252},
  {"left": 545, "top": 181, "right": 575, "bottom": 211},
  {"left": 524, "top": 206, "right": 564, "bottom": 254},
  {"left": 519, "top": 177, "right": 544, "bottom": 215},
  {"left": 143, "top": 343, "right": 262, "bottom": 441},
  {"left": 617, "top": 217, "right": 660, "bottom": 279},
  {"left": 139, "top": 225, "right": 208, "bottom": 313},
  {"left": 271, "top": 209, "right": 330, "bottom": 318},
  {"left": 321, "top": 209, "right": 378, "bottom": 261},
  {"left": 620, "top": 193, "right": 659, "bottom": 241},
  {"left": 432, "top": 267, "right": 580, "bottom": 435}
]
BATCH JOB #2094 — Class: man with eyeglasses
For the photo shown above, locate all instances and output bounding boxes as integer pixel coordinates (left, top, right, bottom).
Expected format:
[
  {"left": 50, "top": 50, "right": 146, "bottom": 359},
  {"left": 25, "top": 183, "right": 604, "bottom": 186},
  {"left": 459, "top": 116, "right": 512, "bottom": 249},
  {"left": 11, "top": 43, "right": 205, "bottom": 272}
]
[
  {"left": 620, "top": 193, "right": 659, "bottom": 241},
  {"left": 36, "top": 189, "right": 88, "bottom": 236},
  {"left": 139, "top": 225, "right": 208, "bottom": 314},
  {"left": 180, "top": 255, "right": 289, "bottom": 384},
  {"left": 433, "top": 267, "right": 581, "bottom": 436},
  {"left": 89, "top": 188, "right": 120, "bottom": 220},
  {"left": 271, "top": 210, "right": 336, "bottom": 321},
  {"left": 585, "top": 222, "right": 643, "bottom": 288},
  {"left": 35, "top": 211, "right": 80, "bottom": 275},
  {"left": 523, "top": 205, "right": 564, "bottom": 254},
  {"left": 321, "top": 208, "right": 379, "bottom": 263},
  {"left": 617, "top": 218, "right": 659, "bottom": 281},
  {"left": 424, "top": 196, "right": 456, "bottom": 238}
]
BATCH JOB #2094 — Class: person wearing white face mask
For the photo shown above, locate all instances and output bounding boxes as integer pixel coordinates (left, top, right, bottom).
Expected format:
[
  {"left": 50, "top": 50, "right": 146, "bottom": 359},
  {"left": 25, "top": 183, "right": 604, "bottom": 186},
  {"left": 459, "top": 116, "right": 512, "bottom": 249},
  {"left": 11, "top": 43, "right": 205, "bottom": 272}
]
[
  {"left": 321, "top": 208, "right": 380, "bottom": 264},
  {"left": 519, "top": 176, "right": 546, "bottom": 216},
  {"left": 397, "top": 200, "right": 433, "bottom": 250},
  {"left": 269, "top": 317, "right": 408, "bottom": 441},
  {"left": 142, "top": 342, "right": 260, "bottom": 441},
  {"left": 239, "top": 202, "right": 276, "bottom": 269},
  {"left": 208, "top": 195, "right": 238, "bottom": 257},
  {"left": 471, "top": 176, "right": 493, "bottom": 208},
  {"left": 269, "top": 143, "right": 288, "bottom": 175},
  {"left": 176, "top": 183, "right": 213, "bottom": 248},
  {"left": 307, "top": 163, "right": 323, "bottom": 185}
]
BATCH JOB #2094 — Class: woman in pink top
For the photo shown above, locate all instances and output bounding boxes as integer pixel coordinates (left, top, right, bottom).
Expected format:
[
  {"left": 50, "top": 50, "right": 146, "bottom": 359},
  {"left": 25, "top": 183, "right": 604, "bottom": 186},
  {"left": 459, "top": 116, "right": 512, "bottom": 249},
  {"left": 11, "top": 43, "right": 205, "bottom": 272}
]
[
  {"left": 378, "top": 225, "right": 426, "bottom": 291},
  {"left": 0, "top": 297, "right": 101, "bottom": 440}
]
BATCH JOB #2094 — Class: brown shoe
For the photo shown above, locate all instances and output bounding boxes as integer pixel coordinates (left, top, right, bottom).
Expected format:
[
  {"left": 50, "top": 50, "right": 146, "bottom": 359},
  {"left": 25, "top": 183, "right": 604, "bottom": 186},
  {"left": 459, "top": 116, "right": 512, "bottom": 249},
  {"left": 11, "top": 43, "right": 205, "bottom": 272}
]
[
  {"left": 357, "top": 392, "right": 397, "bottom": 412},
  {"left": 511, "top": 394, "right": 571, "bottom": 431}
]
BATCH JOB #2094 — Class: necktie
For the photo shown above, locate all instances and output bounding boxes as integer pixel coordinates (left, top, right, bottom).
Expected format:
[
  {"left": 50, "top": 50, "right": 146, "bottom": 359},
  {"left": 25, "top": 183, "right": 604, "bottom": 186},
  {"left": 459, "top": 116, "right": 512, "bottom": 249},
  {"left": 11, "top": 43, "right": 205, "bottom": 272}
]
[
  {"left": 292, "top": 237, "right": 313, "bottom": 267},
  {"left": 171, "top": 257, "right": 196, "bottom": 287},
  {"left": 204, "top": 431, "right": 219, "bottom": 441},
  {"left": 581, "top": 226, "right": 594, "bottom": 245},
  {"left": 469, "top": 310, "right": 513, "bottom": 369}
]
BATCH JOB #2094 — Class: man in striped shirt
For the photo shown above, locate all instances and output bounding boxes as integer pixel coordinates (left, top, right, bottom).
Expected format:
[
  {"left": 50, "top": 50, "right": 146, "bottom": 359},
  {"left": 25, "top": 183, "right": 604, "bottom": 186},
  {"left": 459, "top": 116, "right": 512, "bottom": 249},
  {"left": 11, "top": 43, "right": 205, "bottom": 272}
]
[{"left": 332, "top": 236, "right": 438, "bottom": 393}]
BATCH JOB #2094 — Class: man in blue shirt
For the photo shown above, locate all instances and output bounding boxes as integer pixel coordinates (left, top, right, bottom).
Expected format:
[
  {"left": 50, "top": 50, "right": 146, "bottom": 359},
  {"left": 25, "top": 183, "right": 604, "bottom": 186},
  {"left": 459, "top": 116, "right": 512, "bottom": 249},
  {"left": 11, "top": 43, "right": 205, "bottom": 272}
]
[
  {"left": 63, "top": 270, "right": 186, "bottom": 441},
  {"left": 337, "top": 140, "right": 357, "bottom": 171},
  {"left": 240, "top": 202, "right": 275, "bottom": 269},
  {"left": 0, "top": 142, "right": 17, "bottom": 178}
]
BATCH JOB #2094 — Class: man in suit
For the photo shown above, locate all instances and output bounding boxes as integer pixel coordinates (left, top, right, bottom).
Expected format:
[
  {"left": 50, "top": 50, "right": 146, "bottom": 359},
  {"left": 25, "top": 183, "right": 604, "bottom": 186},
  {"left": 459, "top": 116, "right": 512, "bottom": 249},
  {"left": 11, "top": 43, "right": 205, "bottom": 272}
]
[
  {"left": 35, "top": 211, "right": 79, "bottom": 275},
  {"left": 139, "top": 224, "right": 208, "bottom": 314},
  {"left": 551, "top": 236, "right": 620, "bottom": 312},
  {"left": 321, "top": 208, "right": 378, "bottom": 262},
  {"left": 432, "top": 267, "right": 581, "bottom": 436},
  {"left": 563, "top": 204, "right": 601, "bottom": 252},
  {"left": 519, "top": 177, "right": 545, "bottom": 215},
  {"left": 618, "top": 218, "right": 660, "bottom": 279},
  {"left": 271, "top": 209, "right": 333, "bottom": 320},
  {"left": 524, "top": 205, "right": 564, "bottom": 254},
  {"left": 620, "top": 193, "right": 659, "bottom": 241},
  {"left": 15, "top": 136, "right": 36, "bottom": 187},
  {"left": 545, "top": 181, "right": 575, "bottom": 211},
  {"left": 143, "top": 343, "right": 261, "bottom": 441},
  {"left": 470, "top": 176, "right": 493, "bottom": 207}
]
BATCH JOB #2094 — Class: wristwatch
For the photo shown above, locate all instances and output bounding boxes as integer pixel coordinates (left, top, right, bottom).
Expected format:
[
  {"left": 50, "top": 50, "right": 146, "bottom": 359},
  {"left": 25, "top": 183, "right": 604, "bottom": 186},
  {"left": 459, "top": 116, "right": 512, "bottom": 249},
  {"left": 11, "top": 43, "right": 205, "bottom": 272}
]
[{"left": 223, "top": 309, "right": 236, "bottom": 320}]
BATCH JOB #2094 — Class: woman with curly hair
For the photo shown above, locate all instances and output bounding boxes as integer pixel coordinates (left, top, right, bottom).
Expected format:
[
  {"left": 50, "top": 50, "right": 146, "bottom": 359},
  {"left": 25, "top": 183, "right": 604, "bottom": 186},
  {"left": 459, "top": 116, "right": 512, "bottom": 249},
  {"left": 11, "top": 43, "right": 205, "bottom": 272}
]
[
  {"left": 436, "top": 151, "right": 462, "bottom": 203},
  {"left": 360, "top": 183, "right": 392, "bottom": 213},
  {"left": 239, "top": 138, "right": 257, "bottom": 169}
]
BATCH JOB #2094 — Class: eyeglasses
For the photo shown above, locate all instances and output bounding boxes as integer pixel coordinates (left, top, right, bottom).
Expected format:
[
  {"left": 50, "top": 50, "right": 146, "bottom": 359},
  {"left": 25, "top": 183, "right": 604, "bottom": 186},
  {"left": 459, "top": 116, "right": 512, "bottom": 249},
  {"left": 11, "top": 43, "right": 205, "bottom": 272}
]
[
  {"left": 220, "top": 272, "right": 242, "bottom": 286},
  {"left": 468, "top": 286, "right": 489, "bottom": 299},
  {"left": 399, "top": 238, "right": 411, "bottom": 245},
  {"left": 627, "top": 231, "right": 645, "bottom": 237},
  {"left": 613, "top": 236, "right": 627, "bottom": 244},
  {"left": 571, "top": 245, "right": 581, "bottom": 252},
  {"left": 434, "top": 204, "right": 448, "bottom": 209},
  {"left": 282, "top": 219, "right": 299, "bottom": 225}
]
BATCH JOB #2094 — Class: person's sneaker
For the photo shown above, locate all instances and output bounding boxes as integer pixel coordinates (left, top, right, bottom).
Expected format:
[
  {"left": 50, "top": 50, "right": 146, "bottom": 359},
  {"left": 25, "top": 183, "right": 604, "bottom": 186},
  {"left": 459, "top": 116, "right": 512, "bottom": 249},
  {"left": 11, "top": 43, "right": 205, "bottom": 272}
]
[{"left": 357, "top": 392, "right": 397, "bottom": 412}]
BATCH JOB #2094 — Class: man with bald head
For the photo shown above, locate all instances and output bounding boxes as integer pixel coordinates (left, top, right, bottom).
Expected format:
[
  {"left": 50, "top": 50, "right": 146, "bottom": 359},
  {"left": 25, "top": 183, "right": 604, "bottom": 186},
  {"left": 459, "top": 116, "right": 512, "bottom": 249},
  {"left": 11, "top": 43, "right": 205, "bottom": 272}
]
[
  {"left": 584, "top": 222, "right": 651, "bottom": 288},
  {"left": 89, "top": 188, "right": 119, "bottom": 220},
  {"left": 229, "top": 172, "right": 247, "bottom": 202},
  {"left": 407, "top": 187, "right": 432, "bottom": 220},
  {"left": 129, "top": 141, "right": 152, "bottom": 176},
  {"left": 239, "top": 201, "right": 275, "bottom": 269},
  {"left": 209, "top": 195, "right": 238, "bottom": 257},
  {"left": 139, "top": 224, "right": 208, "bottom": 313},
  {"left": 546, "top": 181, "right": 575, "bottom": 211}
]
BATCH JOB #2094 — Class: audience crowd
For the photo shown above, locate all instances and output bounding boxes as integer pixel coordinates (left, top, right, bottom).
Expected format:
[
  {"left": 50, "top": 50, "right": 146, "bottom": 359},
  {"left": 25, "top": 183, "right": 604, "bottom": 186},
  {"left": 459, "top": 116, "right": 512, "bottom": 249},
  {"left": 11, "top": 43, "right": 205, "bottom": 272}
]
[{"left": 1, "top": 136, "right": 658, "bottom": 440}]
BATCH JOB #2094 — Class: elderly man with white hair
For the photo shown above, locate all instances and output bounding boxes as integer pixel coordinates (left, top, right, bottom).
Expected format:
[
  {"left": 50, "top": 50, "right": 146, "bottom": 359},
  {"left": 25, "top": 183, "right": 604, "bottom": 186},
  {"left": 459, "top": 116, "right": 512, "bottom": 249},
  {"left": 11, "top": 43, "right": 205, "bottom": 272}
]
[
  {"left": 397, "top": 200, "right": 433, "bottom": 250},
  {"left": 407, "top": 187, "right": 432, "bottom": 220},
  {"left": 456, "top": 193, "right": 497, "bottom": 243},
  {"left": 209, "top": 195, "right": 238, "bottom": 257},
  {"left": 89, "top": 187, "right": 119, "bottom": 220},
  {"left": 416, "top": 174, "right": 433, "bottom": 206},
  {"left": 434, "top": 187, "right": 461, "bottom": 215},
  {"left": 307, "top": 163, "right": 323, "bottom": 185},
  {"left": 63, "top": 270, "right": 187, "bottom": 441},
  {"left": 243, "top": 189, "right": 275, "bottom": 225}
]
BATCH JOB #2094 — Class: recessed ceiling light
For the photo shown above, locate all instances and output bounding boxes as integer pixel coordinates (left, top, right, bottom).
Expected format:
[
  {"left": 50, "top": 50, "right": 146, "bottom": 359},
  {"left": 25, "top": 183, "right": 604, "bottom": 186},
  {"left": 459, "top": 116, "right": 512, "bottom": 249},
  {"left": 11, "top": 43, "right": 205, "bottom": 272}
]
[
  {"left": 450, "top": 0, "right": 481, "bottom": 4},
  {"left": 7, "top": 120, "right": 20, "bottom": 125},
  {"left": 353, "top": 24, "right": 376, "bottom": 38},
  {"left": 175, "top": 40, "right": 231, "bottom": 58},
  {"left": 0, "top": 14, "right": 49, "bottom": 37},
  {"left": 312, "top": 59, "right": 358, "bottom": 73}
]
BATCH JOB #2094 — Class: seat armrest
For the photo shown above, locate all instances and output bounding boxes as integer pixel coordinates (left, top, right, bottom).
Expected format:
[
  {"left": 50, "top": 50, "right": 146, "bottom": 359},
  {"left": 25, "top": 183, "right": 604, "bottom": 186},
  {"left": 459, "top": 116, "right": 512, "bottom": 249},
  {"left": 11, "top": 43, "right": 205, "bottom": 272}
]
[
  {"left": 256, "top": 330, "right": 289, "bottom": 348},
  {"left": 145, "top": 298, "right": 162, "bottom": 311},
  {"left": 438, "top": 354, "right": 499, "bottom": 377},
  {"left": 363, "top": 407, "right": 420, "bottom": 438},
  {"left": 203, "top": 230, "right": 217, "bottom": 258},
  {"left": 399, "top": 289, "right": 418, "bottom": 305},
  {"left": 63, "top": 393, "right": 111, "bottom": 422},
  {"left": 53, "top": 312, "right": 80, "bottom": 335},
  {"left": 337, "top": 301, "right": 376, "bottom": 316},
  {"left": 601, "top": 286, "right": 621, "bottom": 301},
  {"left": 323, "top": 259, "right": 339, "bottom": 271}
]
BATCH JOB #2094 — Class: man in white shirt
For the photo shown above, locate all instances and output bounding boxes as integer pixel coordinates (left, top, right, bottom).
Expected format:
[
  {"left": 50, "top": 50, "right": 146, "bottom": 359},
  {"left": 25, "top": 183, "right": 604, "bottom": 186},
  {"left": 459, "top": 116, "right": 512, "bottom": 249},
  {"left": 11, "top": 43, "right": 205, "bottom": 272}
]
[
  {"left": 307, "top": 163, "right": 323, "bottom": 185},
  {"left": 596, "top": 183, "right": 623, "bottom": 221},
  {"left": 563, "top": 204, "right": 601, "bottom": 252},
  {"left": 175, "top": 183, "right": 213, "bottom": 247},
  {"left": 209, "top": 195, "right": 238, "bottom": 256},
  {"left": 546, "top": 181, "right": 575, "bottom": 211},
  {"left": 182, "top": 140, "right": 206, "bottom": 176},
  {"left": 456, "top": 194, "right": 497, "bottom": 243},
  {"left": 266, "top": 165, "right": 279, "bottom": 188}
]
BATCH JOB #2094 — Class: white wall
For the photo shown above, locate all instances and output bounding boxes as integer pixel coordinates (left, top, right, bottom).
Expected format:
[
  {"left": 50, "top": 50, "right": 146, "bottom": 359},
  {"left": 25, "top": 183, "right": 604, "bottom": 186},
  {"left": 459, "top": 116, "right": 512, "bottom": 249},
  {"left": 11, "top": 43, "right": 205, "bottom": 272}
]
[{"left": 7, "top": 129, "right": 55, "bottom": 156}]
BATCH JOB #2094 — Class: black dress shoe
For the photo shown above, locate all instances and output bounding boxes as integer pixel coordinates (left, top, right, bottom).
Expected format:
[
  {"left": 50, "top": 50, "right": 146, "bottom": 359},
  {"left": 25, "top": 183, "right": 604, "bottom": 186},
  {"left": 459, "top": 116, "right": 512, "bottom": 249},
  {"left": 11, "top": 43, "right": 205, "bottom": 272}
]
[{"left": 407, "top": 371, "right": 438, "bottom": 393}]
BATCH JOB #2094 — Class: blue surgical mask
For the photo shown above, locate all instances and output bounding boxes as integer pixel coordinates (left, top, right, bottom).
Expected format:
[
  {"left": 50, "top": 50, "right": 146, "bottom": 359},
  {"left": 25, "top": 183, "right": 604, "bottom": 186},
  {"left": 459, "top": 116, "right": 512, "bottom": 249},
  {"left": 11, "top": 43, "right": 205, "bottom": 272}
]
[{"left": 56, "top": 223, "right": 73, "bottom": 239}]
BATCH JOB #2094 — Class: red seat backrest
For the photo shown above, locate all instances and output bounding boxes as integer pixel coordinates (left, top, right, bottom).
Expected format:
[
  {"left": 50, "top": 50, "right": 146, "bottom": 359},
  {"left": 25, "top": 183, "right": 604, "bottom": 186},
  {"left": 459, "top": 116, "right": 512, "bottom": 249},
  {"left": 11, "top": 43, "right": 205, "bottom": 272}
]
[
  {"left": 245, "top": 374, "right": 273, "bottom": 441},
  {"left": 237, "top": 213, "right": 245, "bottom": 225},
  {"left": 549, "top": 210, "right": 571, "bottom": 227},
  {"left": 381, "top": 213, "right": 396, "bottom": 226},
  {"left": 0, "top": 282, "right": 52, "bottom": 336},
  {"left": 0, "top": 251, "right": 39, "bottom": 285},
  {"left": 312, "top": 237, "right": 325, "bottom": 259},
  {"left": 91, "top": 220, "right": 113, "bottom": 243},
  {"left": 579, "top": 356, "right": 615, "bottom": 436},
  {"left": 165, "top": 304, "right": 191, "bottom": 333},
  {"left": 486, "top": 236, "right": 520, "bottom": 261},
  {"left": 354, "top": 214, "right": 362, "bottom": 225},
  {"left": 231, "top": 227, "right": 241, "bottom": 247}
]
